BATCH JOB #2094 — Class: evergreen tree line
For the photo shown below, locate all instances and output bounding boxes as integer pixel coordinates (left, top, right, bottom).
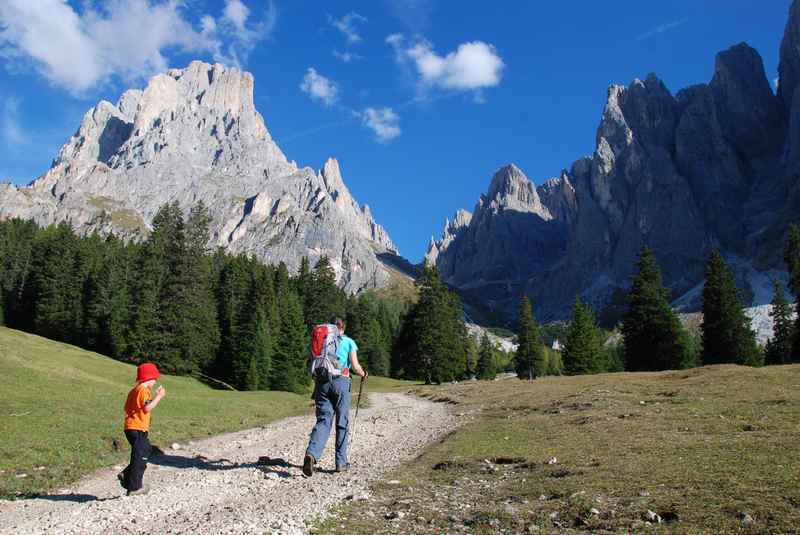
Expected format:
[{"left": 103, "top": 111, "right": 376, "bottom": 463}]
[
  {"left": 0, "top": 203, "right": 404, "bottom": 392},
  {"left": 542, "top": 225, "right": 800, "bottom": 375},
  {"left": 4, "top": 208, "right": 798, "bottom": 387}
]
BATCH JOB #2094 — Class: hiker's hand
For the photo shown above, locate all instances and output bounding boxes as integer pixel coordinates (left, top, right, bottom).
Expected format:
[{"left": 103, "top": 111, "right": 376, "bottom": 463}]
[
  {"left": 362, "top": 371, "right": 368, "bottom": 380},
  {"left": 156, "top": 385, "right": 166, "bottom": 398}
]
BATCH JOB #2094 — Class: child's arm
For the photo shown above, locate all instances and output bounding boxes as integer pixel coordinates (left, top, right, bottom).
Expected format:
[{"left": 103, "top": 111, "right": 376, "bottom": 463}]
[{"left": 144, "top": 386, "right": 166, "bottom": 413}]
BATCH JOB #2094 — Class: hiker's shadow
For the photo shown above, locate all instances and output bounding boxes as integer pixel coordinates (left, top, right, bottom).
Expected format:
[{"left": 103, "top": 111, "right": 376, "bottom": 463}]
[
  {"left": 31, "top": 494, "right": 117, "bottom": 503},
  {"left": 254, "top": 456, "right": 335, "bottom": 477},
  {"left": 149, "top": 450, "right": 258, "bottom": 472},
  {"left": 148, "top": 451, "right": 335, "bottom": 477}
]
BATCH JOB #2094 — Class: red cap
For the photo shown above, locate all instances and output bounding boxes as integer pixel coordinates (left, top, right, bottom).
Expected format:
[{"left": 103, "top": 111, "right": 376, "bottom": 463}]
[{"left": 136, "top": 363, "right": 160, "bottom": 383}]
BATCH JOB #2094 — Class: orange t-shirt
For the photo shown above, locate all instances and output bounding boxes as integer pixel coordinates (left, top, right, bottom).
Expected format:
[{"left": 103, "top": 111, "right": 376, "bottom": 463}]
[{"left": 124, "top": 384, "right": 152, "bottom": 431}]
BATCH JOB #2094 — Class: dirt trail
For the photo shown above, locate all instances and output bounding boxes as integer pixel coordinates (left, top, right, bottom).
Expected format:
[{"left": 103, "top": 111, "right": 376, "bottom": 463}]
[{"left": 0, "top": 393, "right": 456, "bottom": 534}]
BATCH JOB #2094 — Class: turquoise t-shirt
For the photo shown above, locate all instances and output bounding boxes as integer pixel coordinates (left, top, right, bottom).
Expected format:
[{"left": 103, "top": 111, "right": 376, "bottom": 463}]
[{"left": 336, "top": 335, "right": 358, "bottom": 370}]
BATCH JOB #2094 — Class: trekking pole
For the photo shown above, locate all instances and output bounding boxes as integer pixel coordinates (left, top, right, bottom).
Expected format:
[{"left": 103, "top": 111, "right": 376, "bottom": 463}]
[{"left": 348, "top": 376, "right": 365, "bottom": 455}]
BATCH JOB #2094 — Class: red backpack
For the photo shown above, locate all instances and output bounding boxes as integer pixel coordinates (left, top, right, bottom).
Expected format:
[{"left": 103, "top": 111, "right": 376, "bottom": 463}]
[{"left": 309, "top": 324, "right": 342, "bottom": 383}]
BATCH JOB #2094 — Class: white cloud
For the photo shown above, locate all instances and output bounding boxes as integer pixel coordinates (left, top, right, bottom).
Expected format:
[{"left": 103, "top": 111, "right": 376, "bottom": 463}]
[
  {"left": 300, "top": 68, "right": 339, "bottom": 107},
  {"left": 386, "top": 0, "right": 433, "bottom": 31},
  {"left": 361, "top": 107, "right": 401, "bottom": 143},
  {"left": 387, "top": 34, "right": 505, "bottom": 99},
  {"left": 333, "top": 50, "right": 362, "bottom": 63},
  {"left": 330, "top": 12, "right": 367, "bottom": 44},
  {"left": 214, "top": 0, "right": 276, "bottom": 66},
  {"left": 0, "top": 1, "right": 106, "bottom": 93},
  {"left": 0, "top": 0, "right": 276, "bottom": 95},
  {"left": 1, "top": 96, "right": 25, "bottom": 145},
  {"left": 636, "top": 18, "right": 688, "bottom": 41},
  {"left": 223, "top": 0, "right": 250, "bottom": 32}
]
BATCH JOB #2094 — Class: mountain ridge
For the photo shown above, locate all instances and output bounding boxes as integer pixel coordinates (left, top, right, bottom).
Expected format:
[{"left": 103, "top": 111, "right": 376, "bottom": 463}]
[{"left": 426, "top": 2, "right": 799, "bottom": 321}]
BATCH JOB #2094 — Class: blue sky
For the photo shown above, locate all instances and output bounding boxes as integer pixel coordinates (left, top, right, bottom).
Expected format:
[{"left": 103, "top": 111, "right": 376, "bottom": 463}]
[{"left": 0, "top": 0, "right": 790, "bottom": 262}]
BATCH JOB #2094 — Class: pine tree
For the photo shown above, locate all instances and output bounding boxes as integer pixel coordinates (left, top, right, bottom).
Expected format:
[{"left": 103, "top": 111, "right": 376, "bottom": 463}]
[
  {"left": 476, "top": 333, "right": 496, "bottom": 380},
  {"left": 178, "top": 202, "right": 220, "bottom": 371},
  {"left": 127, "top": 204, "right": 173, "bottom": 363},
  {"left": 1, "top": 219, "right": 38, "bottom": 330},
  {"left": 213, "top": 256, "right": 251, "bottom": 385},
  {"left": 244, "top": 357, "right": 260, "bottom": 391},
  {"left": 440, "top": 290, "right": 468, "bottom": 381},
  {"left": 82, "top": 234, "right": 131, "bottom": 358},
  {"left": 701, "top": 250, "right": 761, "bottom": 366},
  {"left": 231, "top": 276, "right": 273, "bottom": 390},
  {"left": 547, "top": 348, "right": 564, "bottom": 375},
  {"left": 394, "top": 266, "right": 467, "bottom": 383},
  {"left": 515, "top": 296, "right": 543, "bottom": 379},
  {"left": 785, "top": 224, "right": 800, "bottom": 359},
  {"left": 32, "top": 223, "right": 80, "bottom": 343},
  {"left": 562, "top": 297, "right": 604, "bottom": 375},
  {"left": 255, "top": 267, "right": 279, "bottom": 388},
  {"left": 295, "top": 256, "right": 313, "bottom": 321},
  {"left": 765, "top": 280, "right": 795, "bottom": 365},
  {"left": 270, "top": 266, "right": 310, "bottom": 394},
  {"left": 602, "top": 343, "right": 625, "bottom": 372},
  {"left": 622, "top": 247, "right": 691, "bottom": 371},
  {"left": 303, "top": 256, "right": 345, "bottom": 326},
  {"left": 465, "top": 334, "right": 479, "bottom": 378}
]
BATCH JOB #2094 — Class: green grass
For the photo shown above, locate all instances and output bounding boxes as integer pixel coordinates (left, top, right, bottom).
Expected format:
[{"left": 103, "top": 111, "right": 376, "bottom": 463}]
[
  {"left": 109, "top": 209, "right": 147, "bottom": 233},
  {"left": 0, "top": 327, "right": 411, "bottom": 498},
  {"left": 355, "top": 374, "right": 416, "bottom": 394},
  {"left": 88, "top": 196, "right": 147, "bottom": 232},
  {"left": 87, "top": 196, "right": 117, "bottom": 211},
  {"left": 318, "top": 365, "right": 800, "bottom": 534}
]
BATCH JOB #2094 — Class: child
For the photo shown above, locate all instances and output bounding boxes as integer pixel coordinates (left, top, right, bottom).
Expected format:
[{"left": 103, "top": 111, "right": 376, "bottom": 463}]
[{"left": 118, "top": 362, "right": 166, "bottom": 496}]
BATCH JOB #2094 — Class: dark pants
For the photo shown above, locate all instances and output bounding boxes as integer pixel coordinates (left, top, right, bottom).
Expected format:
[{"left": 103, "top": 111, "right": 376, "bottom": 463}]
[{"left": 123, "top": 430, "right": 151, "bottom": 491}]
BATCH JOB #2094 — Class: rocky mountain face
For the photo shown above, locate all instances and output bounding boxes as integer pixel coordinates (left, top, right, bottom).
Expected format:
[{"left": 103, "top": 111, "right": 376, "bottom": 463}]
[
  {"left": 428, "top": 2, "right": 799, "bottom": 321},
  {"left": 0, "top": 61, "right": 398, "bottom": 291}
]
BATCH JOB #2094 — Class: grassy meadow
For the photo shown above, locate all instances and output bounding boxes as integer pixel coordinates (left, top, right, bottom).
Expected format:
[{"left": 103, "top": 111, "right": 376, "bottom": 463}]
[
  {"left": 319, "top": 365, "right": 800, "bottom": 534},
  {"left": 0, "top": 327, "right": 411, "bottom": 498}
]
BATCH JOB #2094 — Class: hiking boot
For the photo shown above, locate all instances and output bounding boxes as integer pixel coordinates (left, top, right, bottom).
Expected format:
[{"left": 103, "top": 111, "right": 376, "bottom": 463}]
[
  {"left": 126, "top": 485, "right": 150, "bottom": 496},
  {"left": 116, "top": 471, "right": 127, "bottom": 489},
  {"left": 302, "top": 453, "right": 315, "bottom": 478},
  {"left": 335, "top": 463, "right": 350, "bottom": 473}
]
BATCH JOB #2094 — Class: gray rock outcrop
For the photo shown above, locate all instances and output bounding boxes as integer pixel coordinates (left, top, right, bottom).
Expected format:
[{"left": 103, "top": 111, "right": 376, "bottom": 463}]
[
  {"left": 429, "top": 2, "right": 799, "bottom": 320},
  {"left": 0, "top": 61, "right": 398, "bottom": 291}
]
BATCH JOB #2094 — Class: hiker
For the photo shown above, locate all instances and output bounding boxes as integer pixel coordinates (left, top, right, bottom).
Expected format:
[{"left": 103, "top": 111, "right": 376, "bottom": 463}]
[
  {"left": 118, "top": 362, "right": 166, "bottom": 496},
  {"left": 303, "top": 318, "right": 367, "bottom": 477}
]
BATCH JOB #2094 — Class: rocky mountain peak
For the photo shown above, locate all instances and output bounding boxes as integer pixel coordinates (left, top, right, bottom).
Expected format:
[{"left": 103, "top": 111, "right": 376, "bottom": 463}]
[
  {"left": 484, "top": 164, "right": 551, "bottom": 218},
  {"left": 318, "top": 157, "right": 397, "bottom": 253},
  {"left": 780, "top": 0, "right": 800, "bottom": 113},
  {"left": 487, "top": 164, "right": 528, "bottom": 199},
  {"left": 451, "top": 208, "right": 473, "bottom": 229},
  {"left": 710, "top": 42, "right": 784, "bottom": 158},
  {"left": 538, "top": 171, "right": 577, "bottom": 223},
  {"left": 424, "top": 208, "right": 473, "bottom": 266},
  {"left": 321, "top": 157, "right": 346, "bottom": 194},
  {"left": 0, "top": 61, "right": 399, "bottom": 293}
]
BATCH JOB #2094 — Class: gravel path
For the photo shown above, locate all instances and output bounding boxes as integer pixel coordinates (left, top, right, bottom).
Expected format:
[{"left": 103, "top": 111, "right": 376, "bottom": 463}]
[{"left": 0, "top": 393, "right": 456, "bottom": 534}]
